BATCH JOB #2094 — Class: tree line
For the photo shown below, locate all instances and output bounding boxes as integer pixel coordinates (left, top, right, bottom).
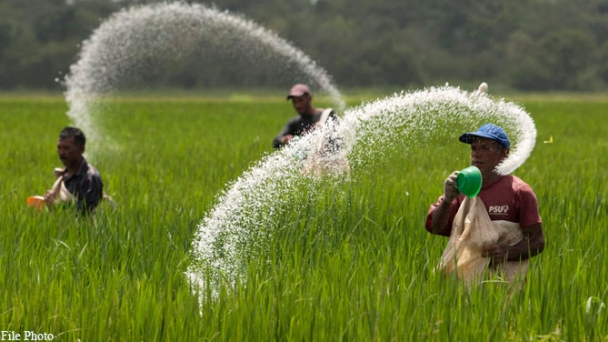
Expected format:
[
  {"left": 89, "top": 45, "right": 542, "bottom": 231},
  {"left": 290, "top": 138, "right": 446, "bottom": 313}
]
[{"left": 1, "top": 0, "right": 607, "bottom": 91}]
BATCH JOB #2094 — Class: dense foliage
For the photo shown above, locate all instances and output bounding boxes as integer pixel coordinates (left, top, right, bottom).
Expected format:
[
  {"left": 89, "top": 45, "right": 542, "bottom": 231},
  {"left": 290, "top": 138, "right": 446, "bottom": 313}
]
[
  {"left": 1, "top": 94, "right": 607, "bottom": 340},
  {"left": 1, "top": 0, "right": 608, "bottom": 91}
]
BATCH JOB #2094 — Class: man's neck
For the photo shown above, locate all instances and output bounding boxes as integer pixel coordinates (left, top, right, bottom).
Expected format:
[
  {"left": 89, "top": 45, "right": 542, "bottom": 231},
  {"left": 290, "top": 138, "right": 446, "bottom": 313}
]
[
  {"left": 301, "top": 107, "right": 318, "bottom": 116},
  {"left": 66, "top": 158, "right": 84, "bottom": 176},
  {"left": 482, "top": 172, "right": 503, "bottom": 188}
]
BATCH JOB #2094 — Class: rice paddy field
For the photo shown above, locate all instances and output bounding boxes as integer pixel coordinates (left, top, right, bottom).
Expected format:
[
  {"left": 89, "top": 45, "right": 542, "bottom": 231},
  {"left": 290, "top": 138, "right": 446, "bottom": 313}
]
[{"left": 0, "top": 92, "right": 607, "bottom": 341}]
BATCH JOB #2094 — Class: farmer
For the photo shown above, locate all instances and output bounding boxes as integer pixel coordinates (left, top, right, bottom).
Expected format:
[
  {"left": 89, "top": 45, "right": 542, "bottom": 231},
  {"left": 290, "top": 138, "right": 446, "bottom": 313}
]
[
  {"left": 426, "top": 123, "right": 545, "bottom": 283},
  {"left": 272, "top": 83, "right": 337, "bottom": 149},
  {"left": 44, "top": 126, "right": 104, "bottom": 215}
]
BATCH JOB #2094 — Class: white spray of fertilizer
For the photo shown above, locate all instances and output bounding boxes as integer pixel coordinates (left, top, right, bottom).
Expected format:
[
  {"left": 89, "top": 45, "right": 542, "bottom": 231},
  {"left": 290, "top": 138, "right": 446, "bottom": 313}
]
[
  {"left": 58, "top": 1, "right": 537, "bottom": 297},
  {"left": 187, "top": 85, "right": 537, "bottom": 292},
  {"left": 63, "top": 2, "right": 344, "bottom": 157}
]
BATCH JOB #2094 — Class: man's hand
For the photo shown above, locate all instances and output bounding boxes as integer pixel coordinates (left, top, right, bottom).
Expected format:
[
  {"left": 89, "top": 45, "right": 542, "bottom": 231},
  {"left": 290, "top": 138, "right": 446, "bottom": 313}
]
[
  {"left": 44, "top": 190, "right": 57, "bottom": 206},
  {"left": 483, "top": 224, "right": 545, "bottom": 263},
  {"left": 482, "top": 244, "right": 506, "bottom": 262},
  {"left": 280, "top": 134, "right": 295, "bottom": 145},
  {"left": 427, "top": 171, "right": 460, "bottom": 235},
  {"left": 444, "top": 171, "right": 460, "bottom": 201}
]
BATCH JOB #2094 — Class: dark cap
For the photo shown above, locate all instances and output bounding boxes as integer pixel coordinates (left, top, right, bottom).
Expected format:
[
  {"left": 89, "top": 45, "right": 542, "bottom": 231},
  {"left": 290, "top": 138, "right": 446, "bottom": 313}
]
[
  {"left": 286, "top": 84, "right": 311, "bottom": 100},
  {"left": 459, "top": 123, "right": 510, "bottom": 148}
]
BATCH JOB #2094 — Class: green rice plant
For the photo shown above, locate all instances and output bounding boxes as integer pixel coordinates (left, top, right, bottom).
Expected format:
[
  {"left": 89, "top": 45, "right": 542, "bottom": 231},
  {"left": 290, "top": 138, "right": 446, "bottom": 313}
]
[{"left": 0, "top": 94, "right": 606, "bottom": 341}]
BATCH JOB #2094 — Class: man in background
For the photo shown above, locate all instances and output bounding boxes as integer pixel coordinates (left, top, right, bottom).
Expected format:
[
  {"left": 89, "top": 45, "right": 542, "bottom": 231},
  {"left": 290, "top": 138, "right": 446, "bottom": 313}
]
[
  {"left": 272, "top": 83, "right": 336, "bottom": 149},
  {"left": 44, "top": 126, "right": 104, "bottom": 214}
]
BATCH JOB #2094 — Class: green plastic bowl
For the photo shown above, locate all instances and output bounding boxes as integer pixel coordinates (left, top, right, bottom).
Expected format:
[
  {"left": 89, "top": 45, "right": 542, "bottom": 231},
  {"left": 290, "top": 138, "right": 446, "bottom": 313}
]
[{"left": 457, "top": 166, "right": 482, "bottom": 197}]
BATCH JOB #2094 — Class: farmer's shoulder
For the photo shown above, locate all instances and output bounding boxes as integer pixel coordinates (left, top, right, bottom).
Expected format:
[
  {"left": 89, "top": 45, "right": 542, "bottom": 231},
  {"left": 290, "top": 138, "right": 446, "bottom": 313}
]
[
  {"left": 508, "top": 174, "right": 535, "bottom": 194},
  {"left": 287, "top": 115, "right": 304, "bottom": 125},
  {"left": 82, "top": 161, "right": 103, "bottom": 182}
]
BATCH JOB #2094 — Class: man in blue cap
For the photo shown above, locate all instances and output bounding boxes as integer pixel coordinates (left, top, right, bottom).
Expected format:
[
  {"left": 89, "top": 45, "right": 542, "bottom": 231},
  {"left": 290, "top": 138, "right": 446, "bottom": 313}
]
[{"left": 425, "top": 123, "right": 545, "bottom": 283}]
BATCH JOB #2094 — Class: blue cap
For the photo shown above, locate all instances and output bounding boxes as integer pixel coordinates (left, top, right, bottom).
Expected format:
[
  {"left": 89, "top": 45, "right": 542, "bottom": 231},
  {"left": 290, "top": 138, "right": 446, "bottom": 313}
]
[{"left": 459, "top": 124, "right": 510, "bottom": 148}]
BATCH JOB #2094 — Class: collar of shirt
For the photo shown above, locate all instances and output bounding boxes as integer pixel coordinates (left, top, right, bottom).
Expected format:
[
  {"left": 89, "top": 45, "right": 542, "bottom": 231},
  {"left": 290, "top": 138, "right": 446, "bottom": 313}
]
[{"left": 62, "top": 158, "right": 88, "bottom": 181}]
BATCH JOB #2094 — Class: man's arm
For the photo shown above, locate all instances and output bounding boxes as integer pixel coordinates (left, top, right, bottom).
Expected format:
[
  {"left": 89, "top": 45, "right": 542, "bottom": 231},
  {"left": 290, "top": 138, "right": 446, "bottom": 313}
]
[
  {"left": 483, "top": 223, "right": 545, "bottom": 262},
  {"left": 43, "top": 175, "right": 64, "bottom": 208},
  {"left": 484, "top": 184, "right": 545, "bottom": 262},
  {"left": 427, "top": 198, "right": 455, "bottom": 236},
  {"left": 426, "top": 171, "right": 459, "bottom": 236},
  {"left": 273, "top": 119, "right": 297, "bottom": 149}
]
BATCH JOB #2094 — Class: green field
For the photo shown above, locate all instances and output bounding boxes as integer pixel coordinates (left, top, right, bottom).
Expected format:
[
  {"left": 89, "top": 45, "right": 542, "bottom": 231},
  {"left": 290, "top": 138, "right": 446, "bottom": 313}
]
[{"left": 0, "top": 92, "right": 606, "bottom": 341}]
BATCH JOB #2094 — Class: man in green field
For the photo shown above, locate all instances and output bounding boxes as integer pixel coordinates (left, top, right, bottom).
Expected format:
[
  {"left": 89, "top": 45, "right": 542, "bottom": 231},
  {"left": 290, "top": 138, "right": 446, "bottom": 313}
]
[
  {"left": 44, "top": 126, "right": 104, "bottom": 215},
  {"left": 426, "top": 124, "right": 545, "bottom": 284},
  {"left": 272, "top": 83, "right": 337, "bottom": 149}
]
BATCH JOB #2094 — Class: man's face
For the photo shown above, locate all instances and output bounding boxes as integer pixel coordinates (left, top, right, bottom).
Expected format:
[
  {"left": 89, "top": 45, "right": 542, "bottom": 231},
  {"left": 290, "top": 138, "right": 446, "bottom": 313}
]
[
  {"left": 470, "top": 137, "right": 508, "bottom": 176},
  {"left": 290, "top": 94, "right": 312, "bottom": 115},
  {"left": 57, "top": 136, "right": 84, "bottom": 168}
]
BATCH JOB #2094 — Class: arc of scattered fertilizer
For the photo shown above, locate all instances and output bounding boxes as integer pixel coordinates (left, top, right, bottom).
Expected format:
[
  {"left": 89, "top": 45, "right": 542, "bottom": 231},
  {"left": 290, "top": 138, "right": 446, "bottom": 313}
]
[{"left": 306, "top": 107, "right": 334, "bottom": 160}]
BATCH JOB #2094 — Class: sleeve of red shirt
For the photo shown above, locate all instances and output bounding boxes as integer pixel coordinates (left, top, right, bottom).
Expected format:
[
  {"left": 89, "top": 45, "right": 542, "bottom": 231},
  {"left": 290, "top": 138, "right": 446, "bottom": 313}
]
[
  {"left": 516, "top": 184, "right": 542, "bottom": 230},
  {"left": 425, "top": 195, "right": 460, "bottom": 236}
]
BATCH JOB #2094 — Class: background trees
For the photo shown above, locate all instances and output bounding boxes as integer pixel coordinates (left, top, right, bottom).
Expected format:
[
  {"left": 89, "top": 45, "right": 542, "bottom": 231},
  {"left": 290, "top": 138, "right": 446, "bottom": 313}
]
[{"left": 1, "top": 0, "right": 607, "bottom": 91}]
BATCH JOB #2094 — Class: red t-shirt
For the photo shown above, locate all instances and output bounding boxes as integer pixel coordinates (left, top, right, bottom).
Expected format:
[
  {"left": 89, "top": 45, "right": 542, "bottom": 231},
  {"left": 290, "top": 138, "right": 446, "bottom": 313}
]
[{"left": 426, "top": 175, "right": 542, "bottom": 236}]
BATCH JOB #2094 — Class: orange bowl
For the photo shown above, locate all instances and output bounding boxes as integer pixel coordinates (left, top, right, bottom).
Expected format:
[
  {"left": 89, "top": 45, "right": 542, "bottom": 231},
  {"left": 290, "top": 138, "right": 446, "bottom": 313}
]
[{"left": 27, "top": 196, "right": 45, "bottom": 211}]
